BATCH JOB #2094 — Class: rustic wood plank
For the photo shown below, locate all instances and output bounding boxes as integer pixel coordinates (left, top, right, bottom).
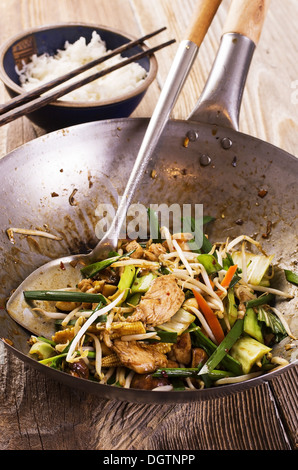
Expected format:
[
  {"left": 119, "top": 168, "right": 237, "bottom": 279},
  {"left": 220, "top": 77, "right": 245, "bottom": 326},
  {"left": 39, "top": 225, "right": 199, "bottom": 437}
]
[
  {"left": 269, "top": 367, "right": 298, "bottom": 450},
  {"left": 0, "top": 347, "right": 294, "bottom": 450}
]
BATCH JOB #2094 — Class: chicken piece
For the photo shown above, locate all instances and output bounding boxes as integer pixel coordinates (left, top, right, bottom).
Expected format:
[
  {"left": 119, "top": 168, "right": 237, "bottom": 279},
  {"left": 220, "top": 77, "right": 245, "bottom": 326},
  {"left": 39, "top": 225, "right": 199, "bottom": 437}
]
[
  {"left": 131, "top": 373, "right": 169, "bottom": 390},
  {"left": 125, "top": 240, "right": 144, "bottom": 259},
  {"left": 127, "top": 274, "right": 185, "bottom": 327},
  {"left": 143, "top": 243, "right": 167, "bottom": 261},
  {"left": 190, "top": 347, "right": 208, "bottom": 388},
  {"left": 167, "top": 360, "right": 179, "bottom": 368},
  {"left": 78, "top": 278, "right": 94, "bottom": 292},
  {"left": 169, "top": 332, "right": 192, "bottom": 365},
  {"left": 191, "top": 348, "right": 208, "bottom": 368},
  {"left": 78, "top": 279, "right": 105, "bottom": 311},
  {"left": 112, "top": 340, "right": 168, "bottom": 374}
]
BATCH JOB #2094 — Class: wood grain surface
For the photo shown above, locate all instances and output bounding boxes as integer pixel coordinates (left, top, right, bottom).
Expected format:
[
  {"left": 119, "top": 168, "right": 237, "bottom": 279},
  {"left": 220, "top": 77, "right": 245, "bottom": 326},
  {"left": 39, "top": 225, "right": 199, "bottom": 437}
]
[{"left": 0, "top": 0, "right": 297, "bottom": 451}]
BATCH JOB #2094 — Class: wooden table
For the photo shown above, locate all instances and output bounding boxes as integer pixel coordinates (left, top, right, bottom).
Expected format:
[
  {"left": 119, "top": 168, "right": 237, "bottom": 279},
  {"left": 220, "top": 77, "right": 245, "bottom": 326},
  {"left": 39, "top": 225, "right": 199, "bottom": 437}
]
[{"left": 0, "top": 0, "right": 297, "bottom": 451}]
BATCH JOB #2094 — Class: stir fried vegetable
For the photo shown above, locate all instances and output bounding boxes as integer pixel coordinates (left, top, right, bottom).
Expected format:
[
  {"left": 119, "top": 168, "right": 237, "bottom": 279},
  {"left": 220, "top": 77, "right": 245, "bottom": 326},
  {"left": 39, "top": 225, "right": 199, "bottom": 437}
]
[{"left": 24, "top": 215, "right": 297, "bottom": 391}]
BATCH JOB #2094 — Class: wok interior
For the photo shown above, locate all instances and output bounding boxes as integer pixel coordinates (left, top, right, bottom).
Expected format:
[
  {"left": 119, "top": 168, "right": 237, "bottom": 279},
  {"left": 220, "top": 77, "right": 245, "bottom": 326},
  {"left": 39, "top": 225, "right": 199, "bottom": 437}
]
[{"left": 0, "top": 118, "right": 297, "bottom": 396}]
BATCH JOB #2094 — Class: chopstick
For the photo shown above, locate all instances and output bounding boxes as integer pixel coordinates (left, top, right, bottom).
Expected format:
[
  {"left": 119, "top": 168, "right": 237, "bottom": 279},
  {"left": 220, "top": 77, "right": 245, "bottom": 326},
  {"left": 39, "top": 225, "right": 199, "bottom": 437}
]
[{"left": 0, "top": 28, "right": 175, "bottom": 126}]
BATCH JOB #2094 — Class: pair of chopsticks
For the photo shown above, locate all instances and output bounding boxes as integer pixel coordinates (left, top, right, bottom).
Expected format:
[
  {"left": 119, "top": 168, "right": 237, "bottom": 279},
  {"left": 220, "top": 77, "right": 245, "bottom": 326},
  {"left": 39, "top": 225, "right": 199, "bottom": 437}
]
[{"left": 0, "top": 27, "right": 175, "bottom": 126}]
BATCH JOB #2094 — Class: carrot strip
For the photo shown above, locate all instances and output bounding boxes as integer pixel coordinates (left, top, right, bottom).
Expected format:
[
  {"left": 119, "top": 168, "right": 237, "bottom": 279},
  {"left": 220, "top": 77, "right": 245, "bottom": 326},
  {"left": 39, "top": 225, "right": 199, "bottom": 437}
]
[
  {"left": 192, "top": 289, "right": 225, "bottom": 344},
  {"left": 220, "top": 264, "right": 238, "bottom": 289}
]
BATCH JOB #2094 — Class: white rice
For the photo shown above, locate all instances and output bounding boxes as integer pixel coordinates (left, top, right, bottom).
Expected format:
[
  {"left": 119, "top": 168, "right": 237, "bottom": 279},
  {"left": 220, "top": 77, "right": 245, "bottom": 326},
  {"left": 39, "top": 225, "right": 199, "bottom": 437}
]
[{"left": 16, "top": 31, "right": 148, "bottom": 102}]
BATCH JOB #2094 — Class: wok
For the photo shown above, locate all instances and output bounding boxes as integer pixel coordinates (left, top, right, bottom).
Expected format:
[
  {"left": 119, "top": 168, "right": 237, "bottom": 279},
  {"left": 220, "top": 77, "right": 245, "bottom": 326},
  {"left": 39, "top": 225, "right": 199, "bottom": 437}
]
[{"left": 0, "top": 0, "right": 297, "bottom": 404}]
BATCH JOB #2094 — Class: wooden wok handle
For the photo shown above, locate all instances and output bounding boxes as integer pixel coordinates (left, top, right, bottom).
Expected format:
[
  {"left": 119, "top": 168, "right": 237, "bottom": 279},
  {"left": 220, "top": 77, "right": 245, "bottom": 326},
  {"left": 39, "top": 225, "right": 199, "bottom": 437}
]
[
  {"left": 222, "top": 0, "right": 271, "bottom": 45},
  {"left": 186, "top": 0, "right": 222, "bottom": 47}
]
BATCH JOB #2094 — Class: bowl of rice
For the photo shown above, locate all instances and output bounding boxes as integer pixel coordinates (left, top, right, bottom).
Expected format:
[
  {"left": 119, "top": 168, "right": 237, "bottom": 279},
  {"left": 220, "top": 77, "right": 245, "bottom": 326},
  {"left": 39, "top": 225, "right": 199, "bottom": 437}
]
[{"left": 0, "top": 23, "right": 158, "bottom": 130}]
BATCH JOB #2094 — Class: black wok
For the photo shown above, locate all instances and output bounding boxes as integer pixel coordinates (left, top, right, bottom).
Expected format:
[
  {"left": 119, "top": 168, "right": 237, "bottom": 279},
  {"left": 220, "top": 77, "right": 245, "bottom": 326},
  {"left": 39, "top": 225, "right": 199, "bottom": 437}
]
[{"left": 0, "top": 0, "right": 297, "bottom": 403}]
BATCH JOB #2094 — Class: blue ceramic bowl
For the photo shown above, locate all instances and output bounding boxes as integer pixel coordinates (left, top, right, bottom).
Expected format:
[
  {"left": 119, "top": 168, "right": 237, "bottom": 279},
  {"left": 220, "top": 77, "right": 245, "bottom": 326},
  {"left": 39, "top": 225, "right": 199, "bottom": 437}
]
[{"left": 0, "top": 23, "right": 158, "bottom": 130}]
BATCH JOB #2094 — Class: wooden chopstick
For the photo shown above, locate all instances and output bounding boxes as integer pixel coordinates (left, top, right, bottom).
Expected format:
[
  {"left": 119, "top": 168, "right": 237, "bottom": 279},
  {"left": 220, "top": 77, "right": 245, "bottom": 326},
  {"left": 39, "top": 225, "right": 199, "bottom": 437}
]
[
  {"left": 0, "top": 29, "right": 175, "bottom": 126},
  {"left": 0, "top": 27, "right": 167, "bottom": 116}
]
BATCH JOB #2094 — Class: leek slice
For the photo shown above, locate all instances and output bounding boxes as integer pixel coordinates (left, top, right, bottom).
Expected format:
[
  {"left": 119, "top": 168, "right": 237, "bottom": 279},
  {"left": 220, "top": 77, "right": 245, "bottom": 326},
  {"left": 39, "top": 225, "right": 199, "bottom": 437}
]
[
  {"left": 158, "top": 308, "right": 195, "bottom": 336},
  {"left": 231, "top": 251, "right": 274, "bottom": 285},
  {"left": 130, "top": 272, "right": 157, "bottom": 294},
  {"left": 113, "top": 265, "right": 136, "bottom": 303},
  {"left": 227, "top": 288, "right": 238, "bottom": 327},
  {"left": 29, "top": 341, "right": 56, "bottom": 360}
]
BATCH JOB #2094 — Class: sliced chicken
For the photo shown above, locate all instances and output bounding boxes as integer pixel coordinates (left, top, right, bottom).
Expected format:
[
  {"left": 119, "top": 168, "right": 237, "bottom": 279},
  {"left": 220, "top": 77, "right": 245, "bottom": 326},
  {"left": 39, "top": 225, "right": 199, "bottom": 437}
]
[
  {"left": 112, "top": 340, "right": 168, "bottom": 374},
  {"left": 143, "top": 243, "right": 167, "bottom": 261},
  {"left": 125, "top": 240, "right": 144, "bottom": 259},
  {"left": 130, "top": 374, "right": 169, "bottom": 390},
  {"left": 127, "top": 274, "right": 185, "bottom": 326},
  {"left": 169, "top": 332, "right": 192, "bottom": 365}
]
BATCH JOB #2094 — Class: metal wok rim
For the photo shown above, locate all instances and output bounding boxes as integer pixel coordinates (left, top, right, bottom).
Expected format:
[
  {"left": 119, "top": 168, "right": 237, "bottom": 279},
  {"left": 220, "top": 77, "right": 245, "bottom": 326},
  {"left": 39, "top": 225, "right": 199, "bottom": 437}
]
[
  {"left": 1, "top": 336, "right": 296, "bottom": 404},
  {"left": 0, "top": 116, "right": 297, "bottom": 403}
]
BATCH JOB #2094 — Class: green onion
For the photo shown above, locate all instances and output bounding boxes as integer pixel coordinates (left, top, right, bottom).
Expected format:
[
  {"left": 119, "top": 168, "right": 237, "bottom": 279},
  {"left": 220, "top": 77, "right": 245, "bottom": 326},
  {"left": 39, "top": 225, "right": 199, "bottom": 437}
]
[
  {"left": 80, "top": 254, "right": 121, "bottom": 278},
  {"left": 80, "top": 250, "right": 135, "bottom": 278},
  {"left": 153, "top": 368, "right": 201, "bottom": 378},
  {"left": 207, "top": 370, "right": 236, "bottom": 381},
  {"left": 24, "top": 290, "right": 107, "bottom": 304},
  {"left": 39, "top": 352, "right": 67, "bottom": 365},
  {"left": 191, "top": 325, "right": 242, "bottom": 376},
  {"left": 197, "top": 319, "right": 244, "bottom": 375},
  {"left": 181, "top": 216, "right": 214, "bottom": 254},
  {"left": 36, "top": 336, "right": 56, "bottom": 346},
  {"left": 152, "top": 368, "right": 235, "bottom": 381},
  {"left": 246, "top": 293, "right": 274, "bottom": 309},
  {"left": 148, "top": 330, "right": 178, "bottom": 343},
  {"left": 222, "top": 252, "right": 235, "bottom": 270},
  {"left": 147, "top": 208, "right": 162, "bottom": 242},
  {"left": 171, "top": 378, "right": 186, "bottom": 390},
  {"left": 284, "top": 269, "right": 298, "bottom": 286}
]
